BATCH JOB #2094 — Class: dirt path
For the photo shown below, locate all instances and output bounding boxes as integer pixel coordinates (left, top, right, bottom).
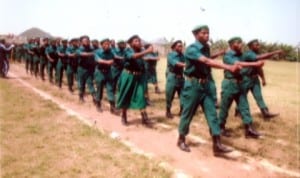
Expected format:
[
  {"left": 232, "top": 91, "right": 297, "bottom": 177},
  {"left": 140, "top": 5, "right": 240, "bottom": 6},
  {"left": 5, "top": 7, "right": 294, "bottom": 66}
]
[{"left": 7, "top": 64, "right": 298, "bottom": 178}]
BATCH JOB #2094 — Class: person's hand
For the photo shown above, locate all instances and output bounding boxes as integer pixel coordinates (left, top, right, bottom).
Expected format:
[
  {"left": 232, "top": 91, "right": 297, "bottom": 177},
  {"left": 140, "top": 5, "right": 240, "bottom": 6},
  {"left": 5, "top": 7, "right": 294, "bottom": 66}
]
[
  {"left": 257, "top": 60, "right": 264, "bottom": 67},
  {"left": 228, "top": 63, "right": 240, "bottom": 73}
]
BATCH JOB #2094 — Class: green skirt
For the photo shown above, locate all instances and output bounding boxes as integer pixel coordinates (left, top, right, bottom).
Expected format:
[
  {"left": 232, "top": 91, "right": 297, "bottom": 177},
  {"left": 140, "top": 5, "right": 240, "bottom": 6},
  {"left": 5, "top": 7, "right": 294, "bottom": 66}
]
[{"left": 116, "top": 70, "right": 146, "bottom": 109}]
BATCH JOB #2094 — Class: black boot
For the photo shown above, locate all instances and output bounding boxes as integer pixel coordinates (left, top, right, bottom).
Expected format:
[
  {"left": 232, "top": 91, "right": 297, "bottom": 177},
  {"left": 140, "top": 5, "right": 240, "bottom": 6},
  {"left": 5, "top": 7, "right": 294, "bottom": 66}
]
[
  {"left": 155, "top": 86, "right": 161, "bottom": 94},
  {"left": 177, "top": 135, "right": 190, "bottom": 152},
  {"left": 121, "top": 111, "right": 128, "bottom": 126},
  {"left": 245, "top": 123, "right": 261, "bottom": 139},
  {"left": 234, "top": 108, "right": 241, "bottom": 117},
  {"left": 261, "top": 108, "right": 279, "bottom": 119},
  {"left": 95, "top": 101, "right": 102, "bottom": 112},
  {"left": 110, "top": 101, "right": 119, "bottom": 115},
  {"left": 79, "top": 93, "right": 84, "bottom": 103},
  {"left": 141, "top": 111, "right": 151, "bottom": 126},
  {"left": 212, "top": 135, "right": 232, "bottom": 156},
  {"left": 166, "top": 108, "right": 173, "bottom": 119},
  {"left": 220, "top": 123, "right": 231, "bottom": 137}
]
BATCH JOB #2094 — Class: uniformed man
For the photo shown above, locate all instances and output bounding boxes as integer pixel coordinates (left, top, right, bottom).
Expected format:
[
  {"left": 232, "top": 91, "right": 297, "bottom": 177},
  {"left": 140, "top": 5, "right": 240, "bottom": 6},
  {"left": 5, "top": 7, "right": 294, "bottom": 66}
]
[
  {"left": 110, "top": 39, "right": 117, "bottom": 53},
  {"left": 116, "top": 35, "right": 154, "bottom": 126},
  {"left": 27, "top": 39, "right": 35, "bottom": 75},
  {"left": 66, "top": 38, "right": 80, "bottom": 92},
  {"left": 24, "top": 40, "right": 31, "bottom": 74},
  {"left": 46, "top": 39, "right": 58, "bottom": 84},
  {"left": 94, "top": 38, "right": 117, "bottom": 114},
  {"left": 92, "top": 39, "right": 100, "bottom": 50},
  {"left": 32, "top": 38, "right": 41, "bottom": 78},
  {"left": 219, "top": 37, "right": 264, "bottom": 139},
  {"left": 76, "top": 35, "right": 96, "bottom": 102},
  {"left": 111, "top": 40, "right": 126, "bottom": 94},
  {"left": 56, "top": 39, "right": 69, "bottom": 88},
  {"left": 39, "top": 38, "right": 49, "bottom": 81},
  {"left": 177, "top": 25, "right": 238, "bottom": 156},
  {"left": 238, "top": 39, "right": 282, "bottom": 119},
  {"left": 165, "top": 40, "right": 185, "bottom": 119},
  {"left": 144, "top": 44, "right": 161, "bottom": 94}
]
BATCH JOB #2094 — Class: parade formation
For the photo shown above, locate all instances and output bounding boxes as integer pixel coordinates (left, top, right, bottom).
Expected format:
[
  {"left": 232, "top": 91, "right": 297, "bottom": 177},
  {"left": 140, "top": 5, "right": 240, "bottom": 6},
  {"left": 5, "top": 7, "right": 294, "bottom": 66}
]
[{"left": 0, "top": 25, "right": 283, "bottom": 157}]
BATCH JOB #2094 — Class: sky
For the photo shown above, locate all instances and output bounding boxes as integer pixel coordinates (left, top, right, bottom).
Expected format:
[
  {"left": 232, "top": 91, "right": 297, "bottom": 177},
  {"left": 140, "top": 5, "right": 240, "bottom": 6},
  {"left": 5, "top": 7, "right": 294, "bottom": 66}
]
[{"left": 0, "top": 0, "right": 299, "bottom": 46}]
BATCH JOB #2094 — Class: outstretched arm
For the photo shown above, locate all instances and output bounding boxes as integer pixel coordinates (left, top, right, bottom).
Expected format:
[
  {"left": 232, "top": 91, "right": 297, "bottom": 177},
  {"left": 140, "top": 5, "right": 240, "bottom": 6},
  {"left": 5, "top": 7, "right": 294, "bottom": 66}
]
[
  {"left": 256, "top": 50, "right": 282, "bottom": 60},
  {"left": 198, "top": 55, "right": 240, "bottom": 73}
]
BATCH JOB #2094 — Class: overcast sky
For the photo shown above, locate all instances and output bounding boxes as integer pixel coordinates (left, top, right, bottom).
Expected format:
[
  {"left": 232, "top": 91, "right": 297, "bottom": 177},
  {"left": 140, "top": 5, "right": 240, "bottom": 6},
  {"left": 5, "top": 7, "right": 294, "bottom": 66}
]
[{"left": 0, "top": 0, "right": 299, "bottom": 45}]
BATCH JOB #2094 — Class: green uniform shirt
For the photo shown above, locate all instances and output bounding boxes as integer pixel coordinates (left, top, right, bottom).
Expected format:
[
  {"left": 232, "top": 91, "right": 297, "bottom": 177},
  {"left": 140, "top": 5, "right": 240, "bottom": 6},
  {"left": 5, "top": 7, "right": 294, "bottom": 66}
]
[
  {"left": 123, "top": 48, "right": 145, "bottom": 72},
  {"left": 184, "top": 41, "right": 211, "bottom": 78},
  {"left": 167, "top": 51, "right": 185, "bottom": 75},
  {"left": 45, "top": 45, "right": 58, "bottom": 61},
  {"left": 241, "top": 50, "right": 258, "bottom": 76},
  {"left": 76, "top": 46, "right": 95, "bottom": 69},
  {"left": 144, "top": 52, "right": 158, "bottom": 71},
  {"left": 223, "top": 50, "right": 243, "bottom": 80},
  {"left": 57, "top": 45, "right": 68, "bottom": 63},
  {"left": 94, "top": 48, "right": 114, "bottom": 70},
  {"left": 113, "top": 48, "right": 126, "bottom": 70}
]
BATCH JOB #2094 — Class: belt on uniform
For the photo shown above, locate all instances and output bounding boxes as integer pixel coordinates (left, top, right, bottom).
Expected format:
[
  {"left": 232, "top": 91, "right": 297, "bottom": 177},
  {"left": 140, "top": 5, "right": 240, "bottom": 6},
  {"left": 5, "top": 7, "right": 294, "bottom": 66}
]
[
  {"left": 185, "top": 76, "right": 208, "bottom": 83},
  {"left": 225, "top": 78, "right": 242, "bottom": 83},
  {"left": 169, "top": 72, "right": 183, "bottom": 78},
  {"left": 124, "top": 69, "right": 142, "bottom": 75}
]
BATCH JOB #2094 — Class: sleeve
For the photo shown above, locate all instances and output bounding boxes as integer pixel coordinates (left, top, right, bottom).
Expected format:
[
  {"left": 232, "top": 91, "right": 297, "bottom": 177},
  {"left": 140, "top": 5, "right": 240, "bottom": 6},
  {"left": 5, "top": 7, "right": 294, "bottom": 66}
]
[
  {"left": 45, "top": 47, "right": 50, "bottom": 55},
  {"left": 243, "top": 51, "right": 257, "bottom": 62},
  {"left": 223, "top": 53, "right": 236, "bottom": 65},
  {"left": 94, "top": 50, "right": 102, "bottom": 62},
  {"left": 168, "top": 52, "right": 179, "bottom": 67},
  {"left": 76, "top": 47, "right": 83, "bottom": 56},
  {"left": 124, "top": 48, "right": 134, "bottom": 59},
  {"left": 184, "top": 46, "right": 203, "bottom": 61}
]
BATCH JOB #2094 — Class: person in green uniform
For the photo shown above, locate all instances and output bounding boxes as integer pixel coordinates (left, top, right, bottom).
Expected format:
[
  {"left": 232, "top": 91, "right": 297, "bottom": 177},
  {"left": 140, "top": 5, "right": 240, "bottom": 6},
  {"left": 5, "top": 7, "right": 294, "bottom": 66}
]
[
  {"left": 165, "top": 40, "right": 185, "bottom": 119},
  {"left": 93, "top": 38, "right": 117, "bottom": 114},
  {"left": 32, "top": 38, "right": 41, "bottom": 78},
  {"left": 27, "top": 39, "right": 35, "bottom": 75},
  {"left": 144, "top": 44, "right": 161, "bottom": 94},
  {"left": 15, "top": 44, "right": 22, "bottom": 63},
  {"left": 39, "top": 38, "right": 49, "bottom": 81},
  {"left": 177, "top": 25, "right": 239, "bottom": 156},
  {"left": 56, "top": 39, "right": 69, "bottom": 88},
  {"left": 116, "top": 35, "right": 154, "bottom": 126},
  {"left": 46, "top": 39, "right": 59, "bottom": 84},
  {"left": 236, "top": 39, "right": 282, "bottom": 119},
  {"left": 66, "top": 38, "right": 80, "bottom": 92},
  {"left": 110, "top": 39, "right": 117, "bottom": 53},
  {"left": 111, "top": 40, "right": 126, "bottom": 94},
  {"left": 76, "top": 35, "right": 96, "bottom": 102},
  {"left": 219, "top": 37, "right": 264, "bottom": 139},
  {"left": 92, "top": 39, "right": 99, "bottom": 50}
]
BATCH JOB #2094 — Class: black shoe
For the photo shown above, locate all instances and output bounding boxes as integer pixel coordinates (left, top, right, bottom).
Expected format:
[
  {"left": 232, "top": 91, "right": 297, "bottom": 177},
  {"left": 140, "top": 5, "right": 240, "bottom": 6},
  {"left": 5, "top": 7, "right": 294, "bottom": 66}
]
[
  {"left": 79, "top": 93, "right": 85, "bottom": 103},
  {"left": 177, "top": 135, "right": 190, "bottom": 152},
  {"left": 245, "top": 123, "right": 261, "bottom": 139},
  {"left": 261, "top": 108, "right": 279, "bottom": 120},
  {"left": 212, "top": 135, "right": 232, "bottom": 156},
  {"left": 96, "top": 101, "right": 102, "bottom": 112},
  {"left": 166, "top": 108, "right": 173, "bottom": 119},
  {"left": 141, "top": 112, "right": 151, "bottom": 126},
  {"left": 220, "top": 123, "right": 231, "bottom": 137},
  {"left": 121, "top": 113, "right": 128, "bottom": 126}
]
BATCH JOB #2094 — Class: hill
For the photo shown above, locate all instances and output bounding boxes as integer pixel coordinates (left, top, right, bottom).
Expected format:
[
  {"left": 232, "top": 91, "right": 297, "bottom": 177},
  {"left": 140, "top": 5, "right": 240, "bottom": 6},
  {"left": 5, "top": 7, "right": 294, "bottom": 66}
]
[{"left": 19, "top": 27, "right": 52, "bottom": 39}]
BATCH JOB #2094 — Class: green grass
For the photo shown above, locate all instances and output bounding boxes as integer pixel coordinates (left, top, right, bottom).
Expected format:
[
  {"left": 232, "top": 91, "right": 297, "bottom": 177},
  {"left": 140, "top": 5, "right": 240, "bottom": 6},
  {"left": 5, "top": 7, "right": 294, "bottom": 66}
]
[{"left": 0, "top": 79, "right": 172, "bottom": 178}]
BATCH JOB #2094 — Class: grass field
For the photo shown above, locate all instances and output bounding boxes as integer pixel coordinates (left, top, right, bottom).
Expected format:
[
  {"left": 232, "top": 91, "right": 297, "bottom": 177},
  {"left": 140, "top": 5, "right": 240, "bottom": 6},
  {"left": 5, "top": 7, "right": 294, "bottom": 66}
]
[{"left": 0, "top": 79, "right": 171, "bottom": 178}]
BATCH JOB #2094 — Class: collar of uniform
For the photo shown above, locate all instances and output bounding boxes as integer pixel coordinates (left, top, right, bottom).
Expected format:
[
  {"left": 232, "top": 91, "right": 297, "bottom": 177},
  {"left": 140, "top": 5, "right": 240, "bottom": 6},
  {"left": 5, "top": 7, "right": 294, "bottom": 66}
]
[{"left": 194, "top": 40, "right": 204, "bottom": 50}]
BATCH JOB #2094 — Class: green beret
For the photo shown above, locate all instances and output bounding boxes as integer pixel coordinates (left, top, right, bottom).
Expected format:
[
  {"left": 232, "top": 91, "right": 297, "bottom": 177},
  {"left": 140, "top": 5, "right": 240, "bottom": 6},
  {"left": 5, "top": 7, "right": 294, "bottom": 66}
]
[
  {"left": 91, "top": 39, "right": 98, "bottom": 43},
  {"left": 171, "top": 40, "right": 182, "bottom": 49},
  {"left": 117, "top": 40, "right": 125, "bottom": 44},
  {"left": 127, "top": 35, "right": 140, "bottom": 44},
  {"left": 100, "top": 38, "right": 110, "bottom": 44},
  {"left": 247, "top": 39, "right": 259, "bottom": 47},
  {"left": 192, "top": 25, "right": 209, "bottom": 34},
  {"left": 228, "top": 37, "right": 242, "bottom": 44},
  {"left": 62, "top": 39, "right": 68, "bottom": 43}
]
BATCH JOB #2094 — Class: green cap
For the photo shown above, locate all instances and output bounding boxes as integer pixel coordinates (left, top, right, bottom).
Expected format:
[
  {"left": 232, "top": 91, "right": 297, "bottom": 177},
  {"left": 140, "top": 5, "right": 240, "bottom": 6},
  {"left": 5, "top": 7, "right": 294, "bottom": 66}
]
[
  {"left": 247, "top": 39, "right": 259, "bottom": 47},
  {"left": 228, "top": 37, "right": 242, "bottom": 44},
  {"left": 62, "top": 39, "right": 68, "bottom": 43},
  {"left": 100, "top": 38, "right": 110, "bottom": 44},
  {"left": 117, "top": 40, "right": 125, "bottom": 44},
  {"left": 192, "top": 25, "right": 209, "bottom": 34}
]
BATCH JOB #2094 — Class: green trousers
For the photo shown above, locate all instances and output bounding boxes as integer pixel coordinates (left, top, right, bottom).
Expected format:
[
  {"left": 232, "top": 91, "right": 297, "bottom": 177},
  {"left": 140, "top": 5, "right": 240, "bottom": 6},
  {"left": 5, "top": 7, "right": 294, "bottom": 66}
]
[
  {"left": 178, "top": 78, "right": 220, "bottom": 136},
  {"left": 56, "top": 60, "right": 67, "bottom": 86},
  {"left": 33, "top": 56, "right": 40, "bottom": 77},
  {"left": 208, "top": 75, "right": 218, "bottom": 103},
  {"left": 111, "top": 66, "right": 123, "bottom": 94},
  {"left": 243, "top": 76, "right": 267, "bottom": 109},
  {"left": 165, "top": 72, "right": 184, "bottom": 109},
  {"left": 116, "top": 70, "right": 146, "bottom": 109},
  {"left": 94, "top": 69, "right": 115, "bottom": 102},
  {"left": 66, "top": 64, "right": 76, "bottom": 89},
  {"left": 48, "top": 61, "right": 57, "bottom": 83},
  {"left": 77, "top": 66, "right": 95, "bottom": 95},
  {"left": 39, "top": 57, "right": 47, "bottom": 80},
  {"left": 219, "top": 79, "right": 253, "bottom": 126}
]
